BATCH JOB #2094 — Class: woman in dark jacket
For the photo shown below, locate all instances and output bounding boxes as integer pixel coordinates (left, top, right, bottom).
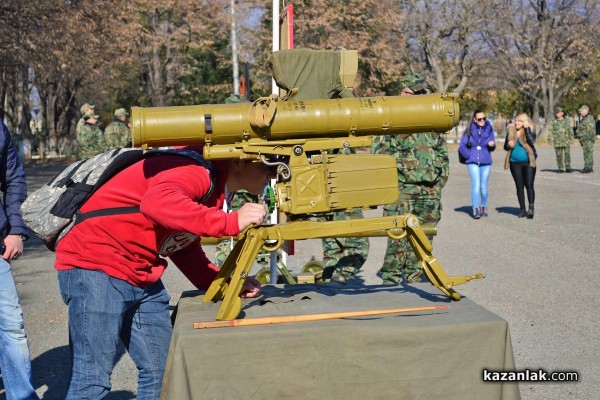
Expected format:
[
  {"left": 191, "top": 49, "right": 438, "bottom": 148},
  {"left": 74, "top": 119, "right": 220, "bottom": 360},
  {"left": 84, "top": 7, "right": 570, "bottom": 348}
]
[
  {"left": 504, "top": 113, "right": 537, "bottom": 219},
  {"left": 458, "top": 110, "right": 496, "bottom": 219}
]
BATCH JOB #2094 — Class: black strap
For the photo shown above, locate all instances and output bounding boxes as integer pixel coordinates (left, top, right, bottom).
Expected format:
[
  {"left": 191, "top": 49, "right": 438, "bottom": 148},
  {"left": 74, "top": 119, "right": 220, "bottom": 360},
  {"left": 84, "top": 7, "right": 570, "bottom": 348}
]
[
  {"left": 74, "top": 206, "right": 141, "bottom": 225},
  {"left": 72, "top": 149, "right": 215, "bottom": 226}
]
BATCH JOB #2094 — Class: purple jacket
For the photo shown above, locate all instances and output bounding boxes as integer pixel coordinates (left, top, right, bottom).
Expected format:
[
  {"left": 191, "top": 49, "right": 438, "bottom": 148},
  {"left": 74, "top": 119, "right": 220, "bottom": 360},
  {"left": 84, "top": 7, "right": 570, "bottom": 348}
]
[{"left": 458, "top": 120, "right": 496, "bottom": 165}]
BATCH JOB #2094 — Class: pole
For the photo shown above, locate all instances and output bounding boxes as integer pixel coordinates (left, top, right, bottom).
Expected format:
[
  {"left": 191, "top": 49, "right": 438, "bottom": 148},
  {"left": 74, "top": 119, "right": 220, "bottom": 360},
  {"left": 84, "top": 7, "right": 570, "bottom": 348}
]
[
  {"left": 193, "top": 305, "right": 449, "bottom": 329},
  {"left": 231, "top": 0, "right": 239, "bottom": 96},
  {"left": 271, "top": 0, "right": 279, "bottom": 95}
]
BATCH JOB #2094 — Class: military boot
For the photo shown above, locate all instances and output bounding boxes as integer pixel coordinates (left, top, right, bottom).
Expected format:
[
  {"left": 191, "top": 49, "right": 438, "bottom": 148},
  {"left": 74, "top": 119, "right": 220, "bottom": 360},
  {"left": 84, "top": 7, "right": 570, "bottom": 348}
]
[
  {"left": 518, "top": 209, "right": 527, "bottom": 218},
  {"left": 406, "top": 269, "right": 423, "bottom": 283}
]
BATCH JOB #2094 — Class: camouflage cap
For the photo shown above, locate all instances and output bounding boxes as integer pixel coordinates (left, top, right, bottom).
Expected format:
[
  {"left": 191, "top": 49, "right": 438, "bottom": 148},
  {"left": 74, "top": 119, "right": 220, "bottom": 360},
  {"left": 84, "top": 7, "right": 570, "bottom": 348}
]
[
  {"left": 224, "top": 94, "right": 241, "bottom": 104},
  {"left": 80, "top": 103, "right": 95, "bottom": 115},
  {"left": 83, "top": 113, "right": 99, "bottom": 120},
  {"left": 114, "top": 108, "right": 129, "bottom": 117},
  {"left": 578, "top": 104, "right": 589, "bottom": 112},
  {"left": 555, "top": 106, "right": 564, "bottom": 113},
  {"left": 400, "top": 73, "right": 429, "bottom": 93}
]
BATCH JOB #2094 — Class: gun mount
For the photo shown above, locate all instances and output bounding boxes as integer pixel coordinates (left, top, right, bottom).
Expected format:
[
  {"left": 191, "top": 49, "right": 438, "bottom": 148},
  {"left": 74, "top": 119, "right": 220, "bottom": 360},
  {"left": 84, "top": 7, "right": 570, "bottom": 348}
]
[{"left": 131, "top": 93, "right": 484, "bottom": 320}]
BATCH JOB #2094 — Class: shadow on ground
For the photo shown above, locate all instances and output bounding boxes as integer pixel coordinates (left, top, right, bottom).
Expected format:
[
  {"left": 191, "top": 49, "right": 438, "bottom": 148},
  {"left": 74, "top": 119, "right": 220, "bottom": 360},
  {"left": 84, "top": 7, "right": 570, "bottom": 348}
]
[
  {"left": 0, "top": 345, "right": 135, "bottom": 400},
  {"left": 539, "top": 168, "right": 579, "bottom": 173},
  {"left": 453, "top": 205, "right": 472, "bottom": 216},
  {"left": 495, "top": 206, "right": 521, "bottom": 216}
]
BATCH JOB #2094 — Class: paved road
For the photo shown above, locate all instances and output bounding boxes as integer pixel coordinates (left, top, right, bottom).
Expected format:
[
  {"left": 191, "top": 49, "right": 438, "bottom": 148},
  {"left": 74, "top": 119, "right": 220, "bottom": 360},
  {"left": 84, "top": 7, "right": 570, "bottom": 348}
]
[{"left": 2, "top": 143, "right": 598, "bottom": 399}]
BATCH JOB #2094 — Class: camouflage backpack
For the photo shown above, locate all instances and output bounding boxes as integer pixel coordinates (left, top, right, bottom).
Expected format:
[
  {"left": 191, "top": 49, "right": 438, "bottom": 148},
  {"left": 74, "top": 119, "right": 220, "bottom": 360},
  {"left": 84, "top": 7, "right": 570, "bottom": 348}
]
[{"left": 21, "top": 148, "right": 213, "bottom": 251}]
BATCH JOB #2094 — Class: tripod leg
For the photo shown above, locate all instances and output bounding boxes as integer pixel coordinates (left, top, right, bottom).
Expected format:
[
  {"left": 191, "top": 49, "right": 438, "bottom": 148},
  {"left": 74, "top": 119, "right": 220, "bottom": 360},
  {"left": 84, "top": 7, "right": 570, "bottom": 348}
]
[
  {"left": 403, "top": 214, "right": 462, "bottom": 300},
  {"left": 203, "top": 235, "right": 248, "bottom": 303},
  {"left": 215, "top": 228, "right": 266, "bottom": 321}
]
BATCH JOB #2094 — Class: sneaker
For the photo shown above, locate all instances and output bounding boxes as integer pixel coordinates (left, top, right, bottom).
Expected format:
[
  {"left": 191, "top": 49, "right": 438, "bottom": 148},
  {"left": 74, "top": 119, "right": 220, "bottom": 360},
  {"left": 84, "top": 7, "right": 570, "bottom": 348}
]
[
  {"left": 481, "top": 206, "right": 489, "bottom": 217},
  {"left": 472, "top": 207, "right": 481, "bottom": 219}
]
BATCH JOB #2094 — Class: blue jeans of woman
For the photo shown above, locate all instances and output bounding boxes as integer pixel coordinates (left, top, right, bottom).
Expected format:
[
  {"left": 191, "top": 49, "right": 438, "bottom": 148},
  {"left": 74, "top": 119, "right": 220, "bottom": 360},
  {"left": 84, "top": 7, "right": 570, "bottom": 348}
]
[
  {"left": 0, "top": 258, "right": 39, "bottom": 400},
  {"left": 58, "top": 268, "right": 172, "bottom": 400},
  {"left": 467, "top": 163, "right": 491, "bottom": 208}
]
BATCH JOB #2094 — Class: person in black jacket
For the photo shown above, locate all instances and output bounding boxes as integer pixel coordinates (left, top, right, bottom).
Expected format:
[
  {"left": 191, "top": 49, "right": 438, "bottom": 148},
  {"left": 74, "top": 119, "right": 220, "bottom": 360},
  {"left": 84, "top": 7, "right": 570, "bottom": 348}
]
[
  {"left": 503, "top": 113, "right": 537, "bottom": 219},
  {"left": 0, "top": 121, "right": 40, "bottom": 399}
]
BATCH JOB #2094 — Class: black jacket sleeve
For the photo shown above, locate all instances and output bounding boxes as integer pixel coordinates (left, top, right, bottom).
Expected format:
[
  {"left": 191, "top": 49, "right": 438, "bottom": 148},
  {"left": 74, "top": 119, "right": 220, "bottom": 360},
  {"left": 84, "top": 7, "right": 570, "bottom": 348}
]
[{"left": 525, "top": 127, "right": 536, "bottom": 146}]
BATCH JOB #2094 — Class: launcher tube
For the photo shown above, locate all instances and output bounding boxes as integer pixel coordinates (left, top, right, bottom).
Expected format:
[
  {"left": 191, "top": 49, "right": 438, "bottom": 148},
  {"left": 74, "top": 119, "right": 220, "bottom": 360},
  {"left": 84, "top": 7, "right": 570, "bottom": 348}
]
[{"left": 131, "top": 93, "right": 459, "bottom": 148}]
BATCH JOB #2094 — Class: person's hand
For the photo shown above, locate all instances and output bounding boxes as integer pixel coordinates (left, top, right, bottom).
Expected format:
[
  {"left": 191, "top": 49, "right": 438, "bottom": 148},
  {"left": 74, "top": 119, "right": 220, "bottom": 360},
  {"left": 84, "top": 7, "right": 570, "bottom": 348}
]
[
  {"left": 508, "top": 140, "right": 515, "bottom": 148},
  {"left": 240, "top": 276, "right": 261, "bottom": 298},
  {"left": 237, "top": 203, "right": 267, "bottom": 230},
  {"left": 3, "top": 234, "right": 24, "bottom": 261},
  {"left": 523, "top": 120, "right": 530, "bottom": 129},
  {"left": 466, "top": 142, "right": 472, "bottom": 149},
  {"left": 488, "top": 141, "right": 496, "bottom": 147}
]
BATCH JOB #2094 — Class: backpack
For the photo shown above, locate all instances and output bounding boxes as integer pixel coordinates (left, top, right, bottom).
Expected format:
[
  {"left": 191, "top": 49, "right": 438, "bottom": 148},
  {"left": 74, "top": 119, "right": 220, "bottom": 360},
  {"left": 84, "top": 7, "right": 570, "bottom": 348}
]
[
  {"left": 21, "top": 148, "right": 214, "bottom": 251},
  {"left": 458, "top": 131, "right": 471, "bottom": 164}
]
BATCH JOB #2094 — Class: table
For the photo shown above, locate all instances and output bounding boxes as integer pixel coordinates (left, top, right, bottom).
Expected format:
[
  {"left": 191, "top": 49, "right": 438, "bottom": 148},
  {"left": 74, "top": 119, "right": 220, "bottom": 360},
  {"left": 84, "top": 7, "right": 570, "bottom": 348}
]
[{"left": 161, "top": 283, "right": 520, "bottom": 400}]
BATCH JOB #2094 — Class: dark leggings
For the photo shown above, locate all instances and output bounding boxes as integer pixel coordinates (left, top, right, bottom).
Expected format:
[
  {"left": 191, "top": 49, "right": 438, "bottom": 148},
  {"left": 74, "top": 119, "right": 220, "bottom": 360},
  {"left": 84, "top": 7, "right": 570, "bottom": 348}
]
[{"left": 509, "top": 162, "right": 536, "bottom": 209}]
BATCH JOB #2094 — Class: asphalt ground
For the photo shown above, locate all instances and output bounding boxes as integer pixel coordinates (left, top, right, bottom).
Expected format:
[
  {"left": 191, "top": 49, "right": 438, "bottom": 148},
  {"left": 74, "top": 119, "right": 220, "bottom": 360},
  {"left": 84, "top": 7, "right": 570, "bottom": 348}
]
[{"left": 1, "top": 143, "right": 598, "bottom": 399}]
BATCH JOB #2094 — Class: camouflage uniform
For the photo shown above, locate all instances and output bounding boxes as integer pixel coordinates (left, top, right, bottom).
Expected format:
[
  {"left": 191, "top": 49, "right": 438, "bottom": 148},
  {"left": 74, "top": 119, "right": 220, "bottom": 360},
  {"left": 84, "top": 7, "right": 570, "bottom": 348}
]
[
  {"left": 548, "top": 110, "right": 573, "bottom": 171},
  {"left": 372, "top": 73, "right": 449, "bottom": 284},
  {"left": 105, "top": 109, "right": 131, "bottom": 149},
  {"left": 577, "top": 105, "right": 595, "bottom": 172},
  {"left": 320, "top": 146, "right": 370, "bottom": 284},
  {"left": 77, "top": 116, "right": 107, "bottom": 160},
  {"left": 320, "top": 209, "right": 370, "bottom": 284}
]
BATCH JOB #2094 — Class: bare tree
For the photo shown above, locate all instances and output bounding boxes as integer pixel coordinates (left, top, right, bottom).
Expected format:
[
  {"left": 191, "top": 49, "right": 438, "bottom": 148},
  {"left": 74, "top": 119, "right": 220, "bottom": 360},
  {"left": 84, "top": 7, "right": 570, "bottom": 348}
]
[
  {"left": 129, "top": 0, "right": 233, "bottom": 106},
  {"left": 401, "top": 0, "right": 491, "bottom": 95},
  {"left": 483, "top": 0, "right": 600, "bottom": 139}
]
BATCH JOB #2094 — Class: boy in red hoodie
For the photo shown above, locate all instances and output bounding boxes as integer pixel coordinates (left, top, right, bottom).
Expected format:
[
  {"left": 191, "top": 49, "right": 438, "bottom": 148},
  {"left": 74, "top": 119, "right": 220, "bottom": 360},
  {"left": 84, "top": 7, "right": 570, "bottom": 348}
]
[{"left": 55, "top": 151, "right": 271, "bottom": 399}]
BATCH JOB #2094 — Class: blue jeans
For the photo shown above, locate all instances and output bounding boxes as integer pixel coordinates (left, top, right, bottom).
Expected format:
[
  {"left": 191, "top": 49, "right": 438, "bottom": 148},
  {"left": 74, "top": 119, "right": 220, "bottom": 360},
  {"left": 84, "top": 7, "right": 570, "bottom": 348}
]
[
  {"left": 58, "top": 269, "right": 172, "bottom": 400},
  {"left": 0, "top": 258, "right": 39, "bottom": 400},
  {"left": 467, "top": 163, "right": 492, "bottom": 208}
]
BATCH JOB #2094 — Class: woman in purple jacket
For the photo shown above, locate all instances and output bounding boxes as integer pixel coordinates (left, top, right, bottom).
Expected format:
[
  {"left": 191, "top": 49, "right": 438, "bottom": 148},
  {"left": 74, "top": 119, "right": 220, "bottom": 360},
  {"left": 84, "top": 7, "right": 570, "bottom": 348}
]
[{"left": 458, "top": 110, "right": 497, "bottom": 219}]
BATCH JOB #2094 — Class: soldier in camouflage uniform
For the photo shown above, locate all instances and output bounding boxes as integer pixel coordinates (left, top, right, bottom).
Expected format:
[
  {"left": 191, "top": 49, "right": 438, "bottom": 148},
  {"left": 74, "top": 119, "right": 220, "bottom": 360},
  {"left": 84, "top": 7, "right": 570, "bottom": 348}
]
[
  {"left": 372, "top": 73, "right": 449, "bottom": 284},
  {"left": 548, "top": 107, "right": 573, "bottom": 173},
  {"left": 577, "top": 105, "right": 595, "bottom": 173},
  {"left": 320, "top": 147, "right": 370, "bottom": 284},
  {"left": 214, "top": 190, "right": 260, "bottom": 267},
  {"left": 77, "top": 113, "right": 107, "bottom": 160},
  {"left": 105, "top": 108, "right": 132, "bottom": 149}
]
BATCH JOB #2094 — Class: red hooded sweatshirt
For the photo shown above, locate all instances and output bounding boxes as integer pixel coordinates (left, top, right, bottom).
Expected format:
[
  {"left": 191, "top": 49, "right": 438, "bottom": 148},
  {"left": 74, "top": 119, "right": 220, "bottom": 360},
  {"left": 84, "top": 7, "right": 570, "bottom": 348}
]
[{"left": 54, "top": 154, "right": 238, "bottom": 289}]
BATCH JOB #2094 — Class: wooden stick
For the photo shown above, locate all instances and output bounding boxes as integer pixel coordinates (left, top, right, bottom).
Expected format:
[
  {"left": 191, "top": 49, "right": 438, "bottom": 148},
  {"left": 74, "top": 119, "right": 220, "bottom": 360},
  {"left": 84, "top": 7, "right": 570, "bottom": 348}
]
[{"left": 193, "top": 305, "right": 449, "bottom": 329}]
